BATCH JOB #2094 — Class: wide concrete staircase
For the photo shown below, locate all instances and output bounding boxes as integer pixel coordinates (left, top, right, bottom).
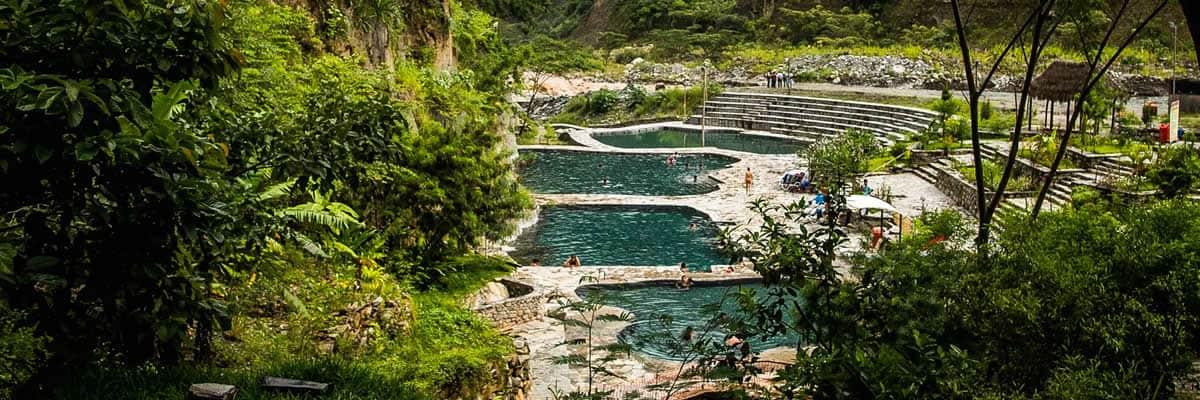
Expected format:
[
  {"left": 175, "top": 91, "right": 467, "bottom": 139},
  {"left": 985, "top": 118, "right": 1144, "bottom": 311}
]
[{"left": 686, "top": 92, "right": 939, "bottom": 145}]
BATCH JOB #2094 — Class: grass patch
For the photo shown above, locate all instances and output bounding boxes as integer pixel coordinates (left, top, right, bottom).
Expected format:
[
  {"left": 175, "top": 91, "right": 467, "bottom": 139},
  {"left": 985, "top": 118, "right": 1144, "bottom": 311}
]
[
  {"left": 1017, "top": 148, "right": 1078, "bottom": 169},
  {"left": 954, "top": 160, "right": 1035, "bottom": 192},
  {"left": 1070, "top": 136, "right": 1151, "bottom": 156},
  {"left": 867, "top": 155, "right": 896, "bottom": 172}
]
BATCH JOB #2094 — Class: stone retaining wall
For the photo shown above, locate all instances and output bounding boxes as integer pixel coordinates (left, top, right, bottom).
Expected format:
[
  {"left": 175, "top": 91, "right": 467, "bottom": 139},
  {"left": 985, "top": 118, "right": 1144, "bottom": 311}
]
[
  {"left": 910, "top": 149, "right": 971, "bottom": 167},
  {"left": 1064, "top": 147, "right": 1125, "bottom": 170},
  {"left": 934, "top": 166, "right": 1032, "bottom": 214},
  {"left": 473, "top": 278, "right": 545, "bottom": 331},
  {"left": 479, "top": 338, "right": 533, "bottom": 400}
]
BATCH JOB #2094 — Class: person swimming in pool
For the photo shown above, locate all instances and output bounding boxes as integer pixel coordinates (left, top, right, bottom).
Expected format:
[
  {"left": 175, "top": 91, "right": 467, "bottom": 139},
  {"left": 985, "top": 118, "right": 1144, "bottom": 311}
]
[
  {"left": 681, "top": 325, "right": 695, "bottom": 342},
  {"left": 689, "top": 222, "right": 698, "bottom": 231},
  {"left": 562, "top": 255, "right": 581, "bottom": 269},
  {"left": 601, "top": 177, "right": 609, "bottom": 185}
]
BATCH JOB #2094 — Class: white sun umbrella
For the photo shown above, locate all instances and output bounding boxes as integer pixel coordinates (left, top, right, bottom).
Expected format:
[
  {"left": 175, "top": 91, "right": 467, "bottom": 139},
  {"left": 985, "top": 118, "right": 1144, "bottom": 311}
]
[{"left": 845, "top": 195, "right": 898, "bottom": 213}]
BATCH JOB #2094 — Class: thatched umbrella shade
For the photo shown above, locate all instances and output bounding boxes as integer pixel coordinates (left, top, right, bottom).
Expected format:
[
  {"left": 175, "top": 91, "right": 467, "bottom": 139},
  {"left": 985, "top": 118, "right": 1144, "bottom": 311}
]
[{"left": 1028, "top": 61, "right": 1125, "bottom": 131}]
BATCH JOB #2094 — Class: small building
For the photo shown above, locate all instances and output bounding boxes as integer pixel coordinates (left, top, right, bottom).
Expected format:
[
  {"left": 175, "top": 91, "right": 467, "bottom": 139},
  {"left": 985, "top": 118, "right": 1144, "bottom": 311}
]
[{"left": 1027, "top": 60, "right": 1126, "bottom": 133}]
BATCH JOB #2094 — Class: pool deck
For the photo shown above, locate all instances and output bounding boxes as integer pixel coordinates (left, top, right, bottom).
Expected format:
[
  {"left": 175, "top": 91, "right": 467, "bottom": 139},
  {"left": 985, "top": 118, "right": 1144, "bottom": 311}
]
[
  {"left": 505, "top": 123, "right": 956, "bottom": 398},
  {"left": 513, "top": 266, "right": 793, "bottom": 399}
]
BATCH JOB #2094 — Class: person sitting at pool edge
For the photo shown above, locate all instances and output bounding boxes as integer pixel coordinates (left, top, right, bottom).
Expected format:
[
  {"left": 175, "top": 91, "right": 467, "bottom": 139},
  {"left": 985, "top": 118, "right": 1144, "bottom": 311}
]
[
  {"left": 676, "top": 275, "right": 694, "bottom": 290},
  {"left": 679, "top": 262, "right": 689, "bottom": 273},
  {"left": 529, "top": 259, "right": 541, "bottom": 267}
]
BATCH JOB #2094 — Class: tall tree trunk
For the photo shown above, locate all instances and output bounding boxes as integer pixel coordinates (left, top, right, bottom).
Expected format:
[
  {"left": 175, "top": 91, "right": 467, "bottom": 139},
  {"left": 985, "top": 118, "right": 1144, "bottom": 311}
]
[{"left": 950, "top": 0, "right": 1047, "bottom": 250}]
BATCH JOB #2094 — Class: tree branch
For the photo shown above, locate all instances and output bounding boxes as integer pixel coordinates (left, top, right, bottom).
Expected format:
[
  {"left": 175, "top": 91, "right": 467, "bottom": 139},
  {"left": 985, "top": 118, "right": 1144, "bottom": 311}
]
[
  {"left": 1031, "top": 0, "right": 1169, "bottom": 219},
  {"left": 984, "top": 1, "right": 1059, "bottom": 223}
]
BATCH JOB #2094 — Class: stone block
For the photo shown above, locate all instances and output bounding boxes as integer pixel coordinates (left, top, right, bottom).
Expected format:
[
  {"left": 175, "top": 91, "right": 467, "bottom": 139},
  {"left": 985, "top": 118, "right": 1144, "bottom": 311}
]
[{"left": 188, "top": 383, "right": 237, "bottom": 400}]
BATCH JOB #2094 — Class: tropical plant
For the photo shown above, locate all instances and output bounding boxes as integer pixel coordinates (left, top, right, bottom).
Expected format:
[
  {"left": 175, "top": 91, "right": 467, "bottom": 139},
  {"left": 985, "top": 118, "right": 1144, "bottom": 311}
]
[
  {"left": 550, "top": 287, "right": 635, "bottom": 399},
  {"left": 1146, "top": 145, "right": 1200, "bottom": 197},
  {"left": 0, "top": 0, "right": 244, "bottom": 368}
]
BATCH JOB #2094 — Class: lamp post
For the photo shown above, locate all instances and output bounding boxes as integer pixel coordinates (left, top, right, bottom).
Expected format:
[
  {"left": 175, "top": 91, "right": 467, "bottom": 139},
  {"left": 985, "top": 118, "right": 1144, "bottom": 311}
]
[
  {"left": 701, "top": 60, "right": 711, "bottom": 148},
  {"left": 1171, "top": 22, "right": 1178, "bottom": 99}
]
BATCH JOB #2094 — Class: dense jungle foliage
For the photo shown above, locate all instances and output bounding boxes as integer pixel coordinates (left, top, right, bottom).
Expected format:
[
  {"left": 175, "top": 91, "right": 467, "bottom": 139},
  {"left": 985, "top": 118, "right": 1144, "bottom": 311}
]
[
  {"left": 705, "top": 197, "right": 1200, "bottom": 399},
  {"left": 0, "top": 0, "right": 531, "bottom": 398},
  {"left": 478, "top": 0, "right": 1194, "bottom": 73}
]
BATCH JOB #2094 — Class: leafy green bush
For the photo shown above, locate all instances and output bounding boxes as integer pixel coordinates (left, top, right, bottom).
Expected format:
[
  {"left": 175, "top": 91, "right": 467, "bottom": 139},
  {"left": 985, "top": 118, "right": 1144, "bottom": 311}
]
[
  {"left": 802, "top": 129, "right": 881, "bottom": 184},
  {"left": 588, "top": 89, "right": 619, "bottom": 114},
  {"left": 726, "top": 200, "right": 1200, "bottom": 398},
  {"left": 0, "top": 310, "right": 50, "bottom": 398},
  {"left": 1147, "top": 146, "right": 1200, "bottom": 197}
]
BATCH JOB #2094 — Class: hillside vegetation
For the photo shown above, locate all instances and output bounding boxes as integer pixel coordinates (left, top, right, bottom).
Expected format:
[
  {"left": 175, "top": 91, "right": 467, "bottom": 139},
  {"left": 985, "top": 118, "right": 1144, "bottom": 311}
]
[
  {"left": 480, "top": 0, "right": 1195, "bottom": 77},
  {"left": 1, "top": 0, "right": 533, "bottom": 398}
]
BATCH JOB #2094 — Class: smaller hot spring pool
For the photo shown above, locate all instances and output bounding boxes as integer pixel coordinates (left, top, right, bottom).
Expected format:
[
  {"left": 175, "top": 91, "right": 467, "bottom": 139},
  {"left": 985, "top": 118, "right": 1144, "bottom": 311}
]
[
  {"left": 593, "top": 130, "right": 805, "bottom": 155},
  {"left": 577, "top": 282, "right": 799, "bottom": 360},
  {"left": 509, "top": 205, "right": 725, "bottom": 269},
  {"left": 517, "top": 150, "right": 737, "bottom": 196}
]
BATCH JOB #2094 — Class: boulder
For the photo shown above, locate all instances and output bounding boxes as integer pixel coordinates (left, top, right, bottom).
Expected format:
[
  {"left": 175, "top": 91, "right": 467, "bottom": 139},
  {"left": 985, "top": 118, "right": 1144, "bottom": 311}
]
[{"left": 468, "top": 281, "right": 511, "bottom": 308}]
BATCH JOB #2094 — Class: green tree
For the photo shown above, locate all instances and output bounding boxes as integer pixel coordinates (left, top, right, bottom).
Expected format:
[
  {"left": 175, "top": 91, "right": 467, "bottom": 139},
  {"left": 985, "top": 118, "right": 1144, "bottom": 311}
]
[
  {"left": 0, "top": 0, "right": 243, "bottom": 367},
  {"left": 801, "top": 129, "right": 880, "bottom": 190}
]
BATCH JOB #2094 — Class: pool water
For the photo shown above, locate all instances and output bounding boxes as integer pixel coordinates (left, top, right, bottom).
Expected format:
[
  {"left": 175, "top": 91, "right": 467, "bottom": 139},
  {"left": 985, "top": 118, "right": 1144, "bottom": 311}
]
[
  {"left": 509, "top": 206, "right": 726, "bottom": 269},
  {"left": 578, "top": 283, "right": 799, "bottom": 360},
  {"left": 594, "top": 130, "right": 804, "bottom": 155},
  {"left": 517, "top": 150, "right": 737, "bottom": 196}
]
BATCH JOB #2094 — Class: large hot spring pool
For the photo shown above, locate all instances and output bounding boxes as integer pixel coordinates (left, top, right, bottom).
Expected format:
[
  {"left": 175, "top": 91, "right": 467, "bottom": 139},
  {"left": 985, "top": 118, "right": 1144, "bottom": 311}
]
[
  {"left": 509, "top": 205, "right": 725, "bottom": 269},
  {"left": 517, "top": 150, "right": 737, "bottom": 196},
  {"left": 593, "top": 130, "right": 805, "bottom": 155},
  {"left": 578, "top": 282, "right": 799, "bottom": 360}
]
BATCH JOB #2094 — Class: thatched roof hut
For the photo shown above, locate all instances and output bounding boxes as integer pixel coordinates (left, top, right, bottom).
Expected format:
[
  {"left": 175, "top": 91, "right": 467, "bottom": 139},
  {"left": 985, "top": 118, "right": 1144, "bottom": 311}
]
[{"left": 1029, "top": 60, "right": 1124, "bottom": 102}]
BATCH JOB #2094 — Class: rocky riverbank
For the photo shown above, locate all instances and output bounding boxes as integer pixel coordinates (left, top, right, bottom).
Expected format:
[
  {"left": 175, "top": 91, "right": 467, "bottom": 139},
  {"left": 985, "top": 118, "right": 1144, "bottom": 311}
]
[{"left": 619, "top": 54, "right": 1173, "bottom": 95}]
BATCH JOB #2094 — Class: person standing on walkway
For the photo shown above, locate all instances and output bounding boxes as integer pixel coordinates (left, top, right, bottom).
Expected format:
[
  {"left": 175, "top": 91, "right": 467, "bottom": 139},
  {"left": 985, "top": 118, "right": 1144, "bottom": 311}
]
[{"left": 744, "top": 167, "right": 754, "bottom": 193}]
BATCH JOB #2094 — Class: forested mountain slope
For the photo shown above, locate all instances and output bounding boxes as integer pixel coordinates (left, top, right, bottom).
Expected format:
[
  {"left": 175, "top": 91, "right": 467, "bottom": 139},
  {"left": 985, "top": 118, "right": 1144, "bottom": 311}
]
[{"left": 480, "top": 0, "right": 1194, "bottom": 68}]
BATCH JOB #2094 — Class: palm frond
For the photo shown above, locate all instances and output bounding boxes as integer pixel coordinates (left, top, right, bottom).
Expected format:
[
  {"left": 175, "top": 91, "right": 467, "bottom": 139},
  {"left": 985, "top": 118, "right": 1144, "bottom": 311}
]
[
  {"left": 257, "top": 179, "right": 295, "bottom": 202},
  {"left": 292, "top": 232, "right": 328, "bottom": 258},
  {"left": 280, "top": 206, "right": 359, "bottom": 232}
]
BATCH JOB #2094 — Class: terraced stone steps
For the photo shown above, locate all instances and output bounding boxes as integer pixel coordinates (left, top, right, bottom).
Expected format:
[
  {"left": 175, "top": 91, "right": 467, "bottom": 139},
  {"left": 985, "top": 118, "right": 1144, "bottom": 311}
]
[
  {"left": 686, "top": 92, "right": 938, "bottom": 144},
  {"left": 993, "top": 199, "right": 1031, "bottom": 231}
]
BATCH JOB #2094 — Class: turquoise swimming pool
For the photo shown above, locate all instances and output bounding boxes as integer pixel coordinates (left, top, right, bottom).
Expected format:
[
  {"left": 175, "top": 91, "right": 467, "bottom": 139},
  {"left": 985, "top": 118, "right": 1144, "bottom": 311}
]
[
  {"left": 594, "top": 130, "right": 804, "bottom": 155},
  {"left": 578, "top": 282, "right": 798, "bottom": 360},
  {"left": 509, "top": 205, "right": 726, "bottom": 269},
  {"left": 517, "top": 150, "right": 737, "bottom": 196}
]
